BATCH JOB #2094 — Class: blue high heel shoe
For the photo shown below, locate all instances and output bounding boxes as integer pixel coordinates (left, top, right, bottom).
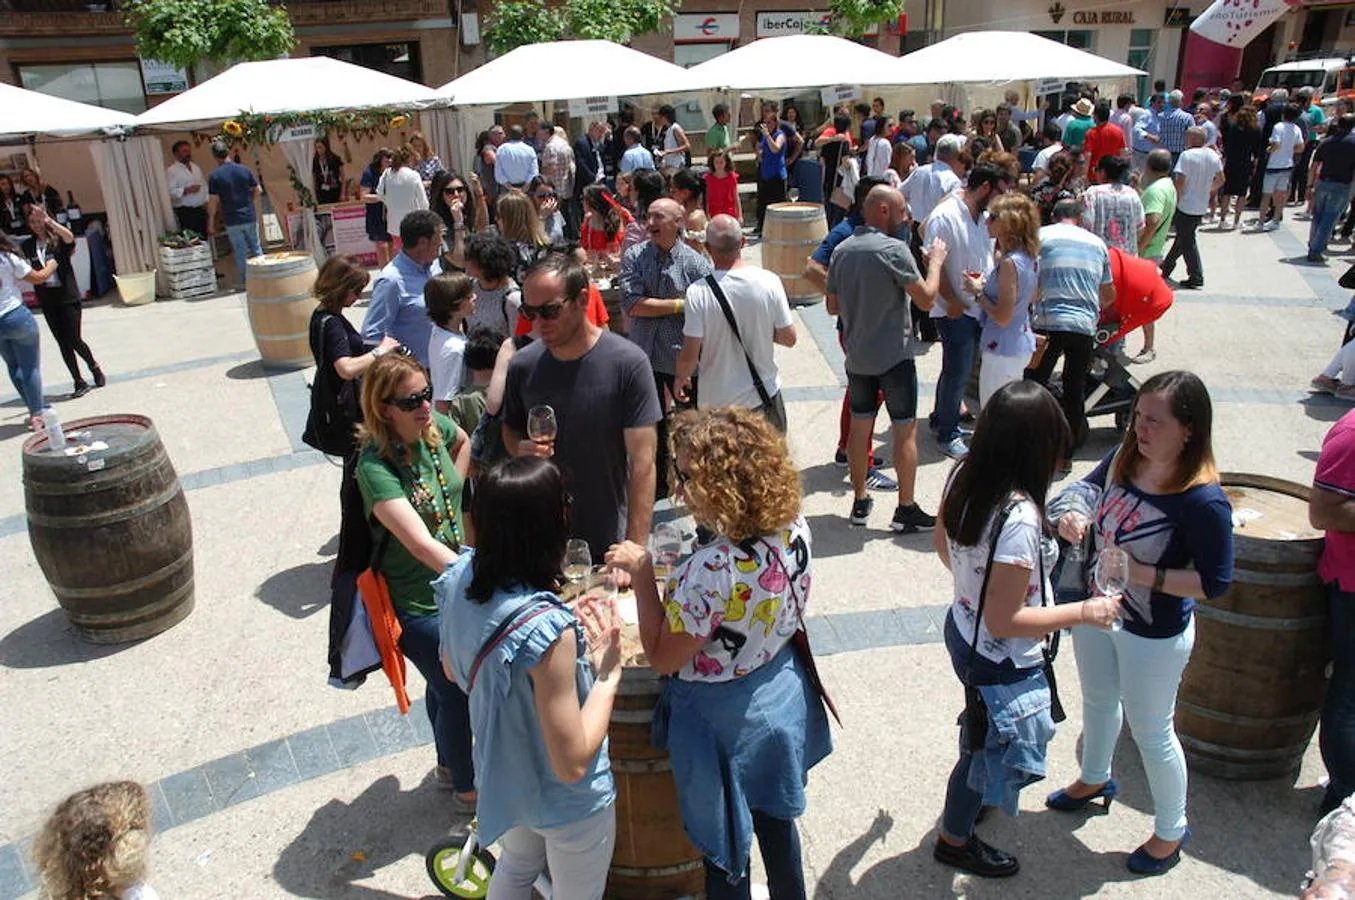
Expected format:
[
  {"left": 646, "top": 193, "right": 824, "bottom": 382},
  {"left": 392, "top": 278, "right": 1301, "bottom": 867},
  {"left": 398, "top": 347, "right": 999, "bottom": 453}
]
[
  {"left": 1044, "top": 779, "right": 1119, "bottom": 812},
  {"left": 1127, "top": 827, "right": 1192, "bottom": 876}
]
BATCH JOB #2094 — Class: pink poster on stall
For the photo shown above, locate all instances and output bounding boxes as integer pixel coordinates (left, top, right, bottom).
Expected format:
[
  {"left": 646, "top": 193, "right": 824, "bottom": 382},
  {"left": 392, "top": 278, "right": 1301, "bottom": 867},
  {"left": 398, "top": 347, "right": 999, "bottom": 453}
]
[{"left": 332, "top": 205, "right": 378, "bottom": 268}]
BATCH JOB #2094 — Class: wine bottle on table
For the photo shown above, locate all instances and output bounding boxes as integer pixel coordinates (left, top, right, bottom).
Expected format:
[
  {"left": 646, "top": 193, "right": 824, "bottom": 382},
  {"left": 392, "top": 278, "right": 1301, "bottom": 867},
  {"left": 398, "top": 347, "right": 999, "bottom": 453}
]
[{"left": 66, "top": 191, "right": 82, "bottom": 233}]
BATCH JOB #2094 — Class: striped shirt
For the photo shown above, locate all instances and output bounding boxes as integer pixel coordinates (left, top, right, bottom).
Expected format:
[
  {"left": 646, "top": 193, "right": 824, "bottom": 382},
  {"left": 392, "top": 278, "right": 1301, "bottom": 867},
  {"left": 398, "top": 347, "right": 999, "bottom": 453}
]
[{"left": 1035, "top": 223, "right": 1111, "bottom": 336}]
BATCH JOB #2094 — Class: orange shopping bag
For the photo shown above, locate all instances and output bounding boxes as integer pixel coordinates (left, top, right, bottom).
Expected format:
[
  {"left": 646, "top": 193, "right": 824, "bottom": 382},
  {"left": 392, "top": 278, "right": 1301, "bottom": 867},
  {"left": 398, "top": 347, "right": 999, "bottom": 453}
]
[{"left": 356, "top": 567, "right": 411, "bottom": 714}]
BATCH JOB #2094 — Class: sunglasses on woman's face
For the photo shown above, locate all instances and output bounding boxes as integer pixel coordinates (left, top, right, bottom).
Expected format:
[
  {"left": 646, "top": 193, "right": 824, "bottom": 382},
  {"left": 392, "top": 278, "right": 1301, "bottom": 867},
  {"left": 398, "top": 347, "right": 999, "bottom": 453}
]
[
  {"left": 385, "top": 385, "right": 432, "bottom": 411},
  {"left": 534, "top": 191, "right": 556, "bottom": 200},
  {"left": 444, "top": 184, "right": 467, "bottom": 195},
  {"left": 520, "top": 300, "right": 568, "bottom": 321}
]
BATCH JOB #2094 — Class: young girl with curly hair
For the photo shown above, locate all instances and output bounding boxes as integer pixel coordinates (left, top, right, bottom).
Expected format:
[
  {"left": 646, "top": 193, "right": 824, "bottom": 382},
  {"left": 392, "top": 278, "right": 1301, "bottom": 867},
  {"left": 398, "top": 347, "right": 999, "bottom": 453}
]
[{"left": 32, "top": 781, "right": 158, "bottom": 899}]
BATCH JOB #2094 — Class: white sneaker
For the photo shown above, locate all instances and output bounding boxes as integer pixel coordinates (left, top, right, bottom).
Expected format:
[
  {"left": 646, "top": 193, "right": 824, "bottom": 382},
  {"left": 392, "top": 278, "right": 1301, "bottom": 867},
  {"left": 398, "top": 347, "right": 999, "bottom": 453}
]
[{"left": 1263, "top": 220, "right": 1281, "bottom": 231}]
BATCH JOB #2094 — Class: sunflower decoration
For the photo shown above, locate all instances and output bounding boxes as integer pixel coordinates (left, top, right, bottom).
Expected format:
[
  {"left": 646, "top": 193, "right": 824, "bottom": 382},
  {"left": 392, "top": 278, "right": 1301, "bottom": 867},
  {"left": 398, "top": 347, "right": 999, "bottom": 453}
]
[
  {"left": 389, "top": 114, "right": 409, "bottom": 129},
  {"left": 222, "top": 120, "right": 244, "bottom": 137}
]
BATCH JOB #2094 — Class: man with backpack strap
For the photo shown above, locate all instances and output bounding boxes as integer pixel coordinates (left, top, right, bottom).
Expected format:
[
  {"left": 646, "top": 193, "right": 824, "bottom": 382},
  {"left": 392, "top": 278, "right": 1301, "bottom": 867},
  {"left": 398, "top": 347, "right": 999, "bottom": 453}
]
[{"left": 674, "top": 215, "right": 797, "bottom": 434}]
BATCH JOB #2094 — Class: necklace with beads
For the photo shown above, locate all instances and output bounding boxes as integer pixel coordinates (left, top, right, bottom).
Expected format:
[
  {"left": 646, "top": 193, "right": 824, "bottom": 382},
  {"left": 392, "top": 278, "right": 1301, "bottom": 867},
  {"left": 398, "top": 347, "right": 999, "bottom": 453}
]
[{"left": 405, "top": 441, "right": 461, "bottom": 550}]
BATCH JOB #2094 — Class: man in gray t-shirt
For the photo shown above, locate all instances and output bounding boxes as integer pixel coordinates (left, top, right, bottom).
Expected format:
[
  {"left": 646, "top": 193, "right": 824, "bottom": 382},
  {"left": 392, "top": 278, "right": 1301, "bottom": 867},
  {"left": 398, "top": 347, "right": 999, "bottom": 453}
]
[{"left": 826, "top": 185, "right": 949, "bottom": 533}]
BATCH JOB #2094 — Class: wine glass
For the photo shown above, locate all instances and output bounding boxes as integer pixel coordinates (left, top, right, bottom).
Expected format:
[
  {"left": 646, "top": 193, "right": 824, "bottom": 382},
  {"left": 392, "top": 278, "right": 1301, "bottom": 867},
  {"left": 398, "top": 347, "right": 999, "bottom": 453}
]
[
  {"left": 527, "top": 405, "right": 557, "bottom": 443},
  {"left": 563, "top": 539, "right": 592, "bottom": 586},
  {"left": 788, "top": 187, "right": 801, "bottom": 203},
  {"left": 1064, "top": 512, "right": 1090, "bottom": 565},
  {"left": 651, "top": 522, "right": 683, "bottom": 582},
  {"left": 1094, "top": 547, "right": 1130, "bottom": 632}
]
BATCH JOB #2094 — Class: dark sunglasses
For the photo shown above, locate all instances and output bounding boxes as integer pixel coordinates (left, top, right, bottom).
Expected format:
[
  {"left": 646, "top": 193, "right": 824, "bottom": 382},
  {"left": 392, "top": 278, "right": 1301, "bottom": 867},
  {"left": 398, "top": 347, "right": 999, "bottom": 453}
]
[
  {"left": 444, "top": 184, "right": 467, "bottom": 194},
  {"left": 533, "top": 191, "right": 556, "bottom": 200},
  {"left": 385, "top": 385, "right": 432, "bottom": 411},
  {"left": 520, "top": 301, "right": 569, "bottom": 321}
]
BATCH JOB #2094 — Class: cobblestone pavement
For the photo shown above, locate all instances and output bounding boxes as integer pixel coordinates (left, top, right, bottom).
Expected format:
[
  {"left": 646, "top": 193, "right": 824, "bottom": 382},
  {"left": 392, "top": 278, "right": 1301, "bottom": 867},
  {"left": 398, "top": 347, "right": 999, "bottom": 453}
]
[{"left": 0, "top": 212, "right": 1346, "bottom": 898}]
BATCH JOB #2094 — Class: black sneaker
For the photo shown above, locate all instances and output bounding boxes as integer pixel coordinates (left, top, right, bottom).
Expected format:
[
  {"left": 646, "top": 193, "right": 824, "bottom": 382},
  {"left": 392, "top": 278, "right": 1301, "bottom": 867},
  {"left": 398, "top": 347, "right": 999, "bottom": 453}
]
[
  {"left": 933, "top": 834, "right": 1020, "bottom": 878},
  {"left": 70, "top": 383, "right": 91, "bottom": 399},
  {"left": 849, "top": 496, "right": 873, "bottom": 526},
  {"left": 891, "top": 503, "right": 936, "bottom": 533}
]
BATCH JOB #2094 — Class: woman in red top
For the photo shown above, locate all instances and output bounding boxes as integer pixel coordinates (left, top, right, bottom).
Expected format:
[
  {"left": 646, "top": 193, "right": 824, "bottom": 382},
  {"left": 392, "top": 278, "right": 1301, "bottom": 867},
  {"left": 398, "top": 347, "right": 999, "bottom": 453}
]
[
  {"left": 704, "top": 148, "right": 741, "bottom": 222},
  {"left": 579, "top": 184, "right": 631, "bottom": 257}
]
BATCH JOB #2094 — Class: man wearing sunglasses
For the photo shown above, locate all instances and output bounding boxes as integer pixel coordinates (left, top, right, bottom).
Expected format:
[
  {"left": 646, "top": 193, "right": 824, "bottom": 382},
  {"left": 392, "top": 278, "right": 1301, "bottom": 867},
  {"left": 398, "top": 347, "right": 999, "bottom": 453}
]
[
  {"left": 502, "top": 254, "right": 661, "bottom": 567},
  {"left": 361, "top": 210, "right": 444, "bottom": 366}
]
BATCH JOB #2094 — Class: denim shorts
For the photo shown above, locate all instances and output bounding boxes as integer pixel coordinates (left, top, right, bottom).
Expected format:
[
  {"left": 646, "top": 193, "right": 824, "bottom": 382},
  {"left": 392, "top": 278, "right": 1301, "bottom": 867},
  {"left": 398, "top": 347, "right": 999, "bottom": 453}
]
[{"left": 847, "top": 358, "right": 917, "bottom": 424}]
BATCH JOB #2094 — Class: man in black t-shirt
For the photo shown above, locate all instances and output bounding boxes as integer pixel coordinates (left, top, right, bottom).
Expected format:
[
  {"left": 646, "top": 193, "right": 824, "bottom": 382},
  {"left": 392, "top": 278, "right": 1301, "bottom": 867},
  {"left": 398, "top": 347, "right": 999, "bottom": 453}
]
[
  {"left": 1307, "top": 114, "right": 1355, "bottom": 261},
  {"left": 502, "top": 254, "right": 662, "bottom": 561}
]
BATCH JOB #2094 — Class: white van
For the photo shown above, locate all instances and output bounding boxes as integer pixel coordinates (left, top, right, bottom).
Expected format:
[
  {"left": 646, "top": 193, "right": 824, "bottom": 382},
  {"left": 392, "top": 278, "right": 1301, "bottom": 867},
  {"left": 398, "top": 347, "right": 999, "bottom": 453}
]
[{"left": 1255, "top": 57, "right": 1347, "bottom": 104}]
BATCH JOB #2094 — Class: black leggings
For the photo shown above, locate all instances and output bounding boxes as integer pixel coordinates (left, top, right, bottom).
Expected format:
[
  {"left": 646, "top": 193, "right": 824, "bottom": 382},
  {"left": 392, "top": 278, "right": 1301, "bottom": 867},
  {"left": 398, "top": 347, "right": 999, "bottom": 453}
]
[
  {"left": 1024, "top": 330, "right": 1094, "bottom": 453},
  {"left": 38, "top": 296, "right": 98, "bottom": 386}
]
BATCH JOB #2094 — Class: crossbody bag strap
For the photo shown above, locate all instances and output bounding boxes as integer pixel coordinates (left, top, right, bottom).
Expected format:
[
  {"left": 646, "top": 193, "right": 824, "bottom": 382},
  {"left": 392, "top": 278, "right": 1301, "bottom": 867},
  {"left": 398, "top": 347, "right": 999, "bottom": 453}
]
[
  {"left": 705, "top": 274, "right": 774, "bottom": 409},
  {"left": 468, "top": 597, "right": 565, "bottom": 692},
  {"left": 965, "top": 497, "right": 1022, "bottom": 686}
]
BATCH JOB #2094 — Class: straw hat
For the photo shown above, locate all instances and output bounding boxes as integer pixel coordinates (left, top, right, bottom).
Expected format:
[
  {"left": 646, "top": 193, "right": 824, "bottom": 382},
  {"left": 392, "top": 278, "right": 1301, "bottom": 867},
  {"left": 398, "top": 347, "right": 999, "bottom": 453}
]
[{"left": 1073, "top": 98, "right": 1095, "bottom": 117}]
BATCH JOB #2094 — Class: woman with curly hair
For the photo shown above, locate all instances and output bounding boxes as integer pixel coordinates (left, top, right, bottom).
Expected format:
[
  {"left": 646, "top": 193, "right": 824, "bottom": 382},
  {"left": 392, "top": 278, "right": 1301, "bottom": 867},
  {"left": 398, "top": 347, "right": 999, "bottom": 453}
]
[
  {"left": 33, "top": 781, "right": 158, "bottom": 899},
  {"left": 605, "top": 406, "right": 832, "bottom": 900}
]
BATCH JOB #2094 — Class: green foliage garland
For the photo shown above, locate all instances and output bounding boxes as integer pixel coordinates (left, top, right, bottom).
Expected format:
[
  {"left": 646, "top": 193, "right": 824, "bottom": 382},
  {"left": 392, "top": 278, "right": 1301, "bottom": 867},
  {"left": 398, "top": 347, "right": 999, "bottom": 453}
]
[{"left": 204, "top": 108, "right": 413, "bottom": 149}]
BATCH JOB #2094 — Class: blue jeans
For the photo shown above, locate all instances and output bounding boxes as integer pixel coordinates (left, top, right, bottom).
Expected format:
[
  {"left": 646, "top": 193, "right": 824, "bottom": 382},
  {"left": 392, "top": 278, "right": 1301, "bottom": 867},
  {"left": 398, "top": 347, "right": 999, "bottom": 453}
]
[
  {"left": 224, "top": 221, "right": 262, "bottom": 287},
  {"left": 1321, "top": 585, "right": 1355, "bottom": 811},
  {"left": 931, "top": 315, "right": 980, "bottom": 442},
  {"left": 1072, "top": 619, "right": 1195, "bottom": 841},
  {"left": 704, "top": 811, "right": 805, "bottom": 900},
  {"left": 397, "top": 609, "right": 475, "bottom": 793},
  {"left": 0, "top": 304, "right": 44, "bottom": 414},
  {"left": 1310, "top": 181, "right": 1352, "bottom": 257}
]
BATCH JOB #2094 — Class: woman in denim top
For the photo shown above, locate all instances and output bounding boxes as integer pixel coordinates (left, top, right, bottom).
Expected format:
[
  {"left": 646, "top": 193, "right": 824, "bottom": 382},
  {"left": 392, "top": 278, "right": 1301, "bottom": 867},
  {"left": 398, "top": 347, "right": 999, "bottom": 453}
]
[
  {"left": 964, "top": 194, "right": 1040, "bottom": 408},
  {"left": 606, "top": 407, "right": 832, "bottom": 899},
  {"left": 933, "top": 381, "right": 1120, "bottom": 879},
  {"left": 439, "top": 458, "right": 623, "bottom": 899}
]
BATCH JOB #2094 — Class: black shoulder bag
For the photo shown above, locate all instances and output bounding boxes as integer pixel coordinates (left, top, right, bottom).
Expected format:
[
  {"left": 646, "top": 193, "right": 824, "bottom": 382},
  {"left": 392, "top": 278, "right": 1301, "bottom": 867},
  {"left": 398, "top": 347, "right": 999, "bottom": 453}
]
[
  {"left": 302, "top": 313, "right": 360, "bottom": 456},
  {"left": 703, "top": 274, "right": 788, "bottom": 434},
  {"left": 963, "top": 499, "right": 1065, "bottom": 753}
]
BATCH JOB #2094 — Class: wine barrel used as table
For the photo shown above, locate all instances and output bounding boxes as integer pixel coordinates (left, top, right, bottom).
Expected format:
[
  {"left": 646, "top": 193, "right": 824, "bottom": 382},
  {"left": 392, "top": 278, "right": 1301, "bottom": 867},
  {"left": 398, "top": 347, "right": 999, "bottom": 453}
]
[
  {"left": 761, "top": 203, "right": 827, "bottom": 306},
  {"left": 23, "top": 415, "right": 194, "bottom": 643},
  {"left": 607, "top": 659, "right": 704, "bottom": 899},
  {"left": 1175, "top": 473, "right": 1327, "bottom": 780},
  {"left": 246, "top": 252, "right": 317, "bottom": 370}
]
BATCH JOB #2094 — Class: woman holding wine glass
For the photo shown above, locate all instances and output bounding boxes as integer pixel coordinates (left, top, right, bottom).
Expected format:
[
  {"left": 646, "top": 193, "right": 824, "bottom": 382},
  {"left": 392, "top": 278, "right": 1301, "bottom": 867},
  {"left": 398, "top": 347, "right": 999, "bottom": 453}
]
[
  {"left": 1046, "top": 370, "right": 1234, "bottom": 876},
  {"left": 932, "top": 381, "right": 1120, "bottom": 879}
]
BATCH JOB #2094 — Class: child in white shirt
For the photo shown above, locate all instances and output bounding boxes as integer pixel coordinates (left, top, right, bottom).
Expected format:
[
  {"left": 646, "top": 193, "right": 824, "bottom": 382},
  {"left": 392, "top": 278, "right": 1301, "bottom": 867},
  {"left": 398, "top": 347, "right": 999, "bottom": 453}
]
[{"left": 425, "top": 272, "right": 476, "bottom": 414}]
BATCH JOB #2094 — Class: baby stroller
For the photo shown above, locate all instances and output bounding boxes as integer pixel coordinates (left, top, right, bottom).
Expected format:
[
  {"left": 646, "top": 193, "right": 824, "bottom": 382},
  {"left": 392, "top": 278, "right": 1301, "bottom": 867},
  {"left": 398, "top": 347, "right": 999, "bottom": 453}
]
[{"left": 1082, "top": 247, "right": 1174, "bottom": 433}]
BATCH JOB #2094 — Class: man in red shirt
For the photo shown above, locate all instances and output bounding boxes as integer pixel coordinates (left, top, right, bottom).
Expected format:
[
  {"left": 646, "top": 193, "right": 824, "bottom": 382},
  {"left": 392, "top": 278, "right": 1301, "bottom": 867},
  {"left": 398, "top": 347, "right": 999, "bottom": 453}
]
[{"left": 1084, "top": 101, "right": 1127, "bottom": 180}]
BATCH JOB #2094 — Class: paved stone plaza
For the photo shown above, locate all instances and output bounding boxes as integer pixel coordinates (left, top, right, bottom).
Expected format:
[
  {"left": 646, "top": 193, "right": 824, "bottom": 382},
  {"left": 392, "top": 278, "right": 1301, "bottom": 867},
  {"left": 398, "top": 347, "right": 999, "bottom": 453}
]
[{"left": 0, "top": 215, "right": 1347, "bottom": 899}]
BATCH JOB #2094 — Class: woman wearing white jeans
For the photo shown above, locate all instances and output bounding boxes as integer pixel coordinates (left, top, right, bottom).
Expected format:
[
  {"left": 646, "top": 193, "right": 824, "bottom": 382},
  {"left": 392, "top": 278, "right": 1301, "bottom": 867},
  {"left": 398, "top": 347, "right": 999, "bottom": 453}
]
[
  {"left": 965, "top": 194, "right": 1039, "bottom": 407},
  {"left": 1046, "top": 370, "right": 1235, "bottom": 876}
]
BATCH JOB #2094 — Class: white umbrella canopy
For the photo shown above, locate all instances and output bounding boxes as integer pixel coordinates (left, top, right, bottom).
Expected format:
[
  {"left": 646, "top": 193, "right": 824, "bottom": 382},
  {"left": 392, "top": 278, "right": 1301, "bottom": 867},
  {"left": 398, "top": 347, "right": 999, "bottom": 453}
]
[
  {"left": 438, "top": 40, "right": 700, "bottom": 105},
  {"left": 893, "top": 31, "right": 1145, "bottom": 84},
  {"left": 134, "top": 56, "right": 449, "bottom": 131},
  {"left": 0, "top": 80, "right": 136, "bottom": 140},
  {"left": 684, "top": 34, "right": 908, "bottom": 92}
]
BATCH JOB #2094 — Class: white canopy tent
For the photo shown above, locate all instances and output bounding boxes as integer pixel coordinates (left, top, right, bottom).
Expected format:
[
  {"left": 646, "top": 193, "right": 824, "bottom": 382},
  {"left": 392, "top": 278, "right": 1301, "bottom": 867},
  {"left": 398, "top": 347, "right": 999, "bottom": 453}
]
[
  {"left": 684, "top": 34, "right": 908, "bottom": 92},
  {"left": 134, "top": 56, "right": 453, "bottom": 274},
  {"left": 892, "top": 31, "right": 1145, "bottom": 84},
  {"left": 438, "top": 40, "right": 703, "bottom": 177},
  {"left": 0, "top": 80, "right": 136, "bottom": 140}
]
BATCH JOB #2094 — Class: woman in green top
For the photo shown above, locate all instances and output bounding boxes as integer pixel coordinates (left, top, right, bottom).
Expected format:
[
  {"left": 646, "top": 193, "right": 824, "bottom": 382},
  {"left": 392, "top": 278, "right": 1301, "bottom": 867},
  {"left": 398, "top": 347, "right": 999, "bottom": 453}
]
[{"left": 355, "top": 353, "right": 476, "bottom": 809}]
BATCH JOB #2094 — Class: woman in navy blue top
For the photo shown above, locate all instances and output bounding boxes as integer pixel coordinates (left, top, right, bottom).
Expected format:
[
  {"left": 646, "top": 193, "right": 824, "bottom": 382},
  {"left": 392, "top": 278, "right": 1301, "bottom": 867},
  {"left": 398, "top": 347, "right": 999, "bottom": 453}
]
[{"left": 1045, "top": 370, "right": 1234, "bottom": 876}]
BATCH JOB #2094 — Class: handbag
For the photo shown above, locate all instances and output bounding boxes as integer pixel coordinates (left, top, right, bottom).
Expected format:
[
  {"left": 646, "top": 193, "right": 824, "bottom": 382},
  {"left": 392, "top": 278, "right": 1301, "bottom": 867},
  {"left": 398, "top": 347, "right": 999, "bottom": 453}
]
[
  {"left": 302, "top": 312, "right": 360, "bottom": 456},
  {"left": 964, "top": 498, "right": 1065, "bottom": 751},
  {"left": 704, "top": 274, "right": 788, "bottom": 434}
]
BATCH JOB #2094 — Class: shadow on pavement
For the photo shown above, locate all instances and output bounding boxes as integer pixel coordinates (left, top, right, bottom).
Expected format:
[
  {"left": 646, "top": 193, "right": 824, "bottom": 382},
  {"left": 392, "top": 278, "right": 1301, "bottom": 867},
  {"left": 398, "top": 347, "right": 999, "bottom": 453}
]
[
  {"left": 273, "top": 772, "right": 463, "bottom": 900},
  {"left": 0, "top": 607, "right": 142, "bottom": 668},
  {"left": 226, "top": 360, "right": 275, "bottom": 380},
  {"left": 256, "top": 560, "right": 333, "bottom": 619},
  {"left": 0, "top": 421, "right": 33, "bottom": 442},
  {"left": 1302, "top": 395, "right": 1352, "bottom": 423}
]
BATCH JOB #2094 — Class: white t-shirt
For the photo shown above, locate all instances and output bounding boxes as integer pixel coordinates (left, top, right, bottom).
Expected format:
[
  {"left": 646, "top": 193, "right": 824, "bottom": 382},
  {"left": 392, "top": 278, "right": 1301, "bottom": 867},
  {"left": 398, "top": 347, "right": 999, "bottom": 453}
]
[
  {"left": 923, "top": 193, "right": 992, "bottom": 320},
  {"left": 377, "top": 166, "right": 429, "bottom": 235},
  {"left": 1268, "top": 121, "right": 1305, "bottom": 169},
  {"left": 429, "top": 325, "right": 467, "bottom": 402},
  {"left": 0, "top": 251, "right": 31, "bottom": 317},
  {"left": 1173, "top": 147, "right": 1223, "bottom": 217},
  {"left": 1032, "top": 142, "right": 1063, "bottom": 172},
  {"left": 683, "top": 266, "right": 793, "bottom": 409},
  {"left": 866, "top": 135, "right": 892, "bottom": 178},
  {"left": 467, "top": 281, "right": 521, "bottom": 336},
  {"left": 947, "top": 497, "right": 1057, "bottom": 669},
  {"left": 901, "top": 161, "right": 961, "bottom": 224}
]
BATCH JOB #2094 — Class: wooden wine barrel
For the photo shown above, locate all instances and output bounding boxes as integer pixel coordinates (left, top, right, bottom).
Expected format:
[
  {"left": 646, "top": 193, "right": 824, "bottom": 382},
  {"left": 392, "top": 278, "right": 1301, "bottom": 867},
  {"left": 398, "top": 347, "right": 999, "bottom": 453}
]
[
  {"left": 23, "top": 415, "right": 194, "bottom": 644},
  {"left": 246, "top": 252, "right": 317, "bottom": 370},
  {"left": 607, "top": 661, "right": 704, "bottom": 899},
  {"left": 1175, "top": 474, "right": 1327, "bottom": 780},
  {"left": 761, "top": 203, "right": 827, "bottom": 306}
]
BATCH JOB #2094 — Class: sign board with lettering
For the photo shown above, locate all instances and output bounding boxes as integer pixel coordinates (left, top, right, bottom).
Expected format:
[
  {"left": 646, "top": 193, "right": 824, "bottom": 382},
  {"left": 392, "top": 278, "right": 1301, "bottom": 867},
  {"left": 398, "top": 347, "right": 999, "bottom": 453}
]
[
  {"left": 567, "top": 96, "right": 616, "bottom": 118},
  {"left": 755, "top": 11, "right": 880, "bottom": 37},
  {"left": 1070, "top": 8, "right": 1136, "bottom": 24},
  {"left": 1036, "top": 78, "right": 1066, "bottom": 95},
  {"left": 140, "top": 58, "right": 188, "bottom": 95},
  {"left": 674, "top": 13, "right": 741, "bottom": 43},
  {"left": 267, "top": 123, "right": 319, "bottom": 144},
  {"left": 820, "top": 84, "right": 860, "bottom": 106}
]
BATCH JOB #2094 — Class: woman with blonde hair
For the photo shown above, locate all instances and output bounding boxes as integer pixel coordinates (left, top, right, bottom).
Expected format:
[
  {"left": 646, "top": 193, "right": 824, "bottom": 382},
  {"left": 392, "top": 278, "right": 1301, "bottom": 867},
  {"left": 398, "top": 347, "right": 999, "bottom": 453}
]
[
  {"left": 605, "top": 407, "right": 832, "bottom": 900},
  {"left": 408, "top": 131, "right": 444, "bottom": 186},
  {"left": 1046, "top": 370, "right": 1234, "bottom": 876},
  {"left": 963, "top": 193, "right": 1040, "bottom": 406},
  {"left": 356, "top": 353, "right": 475, "bottom": 809},
  {"left": 33, "top": 780, "right": 158, "bottom": 899},
  {"left": 19, "top": 164, "right": 62, "bottom": 219},
  {"left": 495, "top": 190, "right": 551, "bottom": 282}
]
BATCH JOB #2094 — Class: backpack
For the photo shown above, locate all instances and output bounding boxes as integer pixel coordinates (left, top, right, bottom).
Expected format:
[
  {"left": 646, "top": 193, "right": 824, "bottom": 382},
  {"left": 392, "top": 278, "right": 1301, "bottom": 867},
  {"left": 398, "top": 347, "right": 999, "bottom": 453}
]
[{"left": 302, "top": 312, "right": 361, "bottom": 456}]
